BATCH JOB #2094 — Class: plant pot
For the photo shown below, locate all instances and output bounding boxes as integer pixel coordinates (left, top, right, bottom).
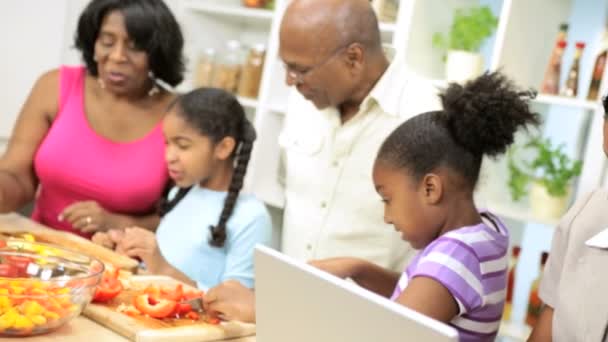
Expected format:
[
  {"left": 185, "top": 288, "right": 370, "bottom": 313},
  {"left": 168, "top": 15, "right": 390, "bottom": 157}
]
[
  {"left": 446, "top": 50, "right": 484, "bottom": 83},
  {"left": 529, "top": 181, "right": 571, "bottom": 221}
]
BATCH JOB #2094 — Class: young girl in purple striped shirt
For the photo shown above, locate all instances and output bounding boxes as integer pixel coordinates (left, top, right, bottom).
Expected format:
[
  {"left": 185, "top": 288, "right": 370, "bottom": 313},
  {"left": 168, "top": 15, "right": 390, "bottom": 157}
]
[{"left": 312, "top": 72, "right": 540, "bottom": 341}]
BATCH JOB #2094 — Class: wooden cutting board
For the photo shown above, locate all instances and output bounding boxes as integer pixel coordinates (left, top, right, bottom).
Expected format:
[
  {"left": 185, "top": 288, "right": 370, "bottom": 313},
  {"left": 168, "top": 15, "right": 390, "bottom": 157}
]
[
  {"left": 0, "top": 213, "right": 139, "bottom": 271},
  {"left": 83, "top": 275, "right": 256, "bottom": 342}
]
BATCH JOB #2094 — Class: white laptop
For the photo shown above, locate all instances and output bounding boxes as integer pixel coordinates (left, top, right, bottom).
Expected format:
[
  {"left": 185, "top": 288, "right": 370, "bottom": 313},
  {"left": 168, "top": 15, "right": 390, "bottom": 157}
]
[{"left": 255, "top": 246, "right": 459, "bottom": 342}]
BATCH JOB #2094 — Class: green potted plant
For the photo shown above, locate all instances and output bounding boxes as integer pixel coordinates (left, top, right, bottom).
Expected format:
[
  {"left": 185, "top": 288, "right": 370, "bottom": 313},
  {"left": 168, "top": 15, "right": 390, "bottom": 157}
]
[
  {"left": 432, "top": 6, "right": 498, "bottom": 83},
  {"left": 508, "top": 137, "right": 583, "bottom": 220}
]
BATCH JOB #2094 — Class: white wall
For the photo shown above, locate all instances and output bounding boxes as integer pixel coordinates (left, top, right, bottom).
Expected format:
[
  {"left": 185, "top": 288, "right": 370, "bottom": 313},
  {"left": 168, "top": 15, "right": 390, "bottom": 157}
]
[
  {"left": 0, "top": 1, "right": 72, "bottom": 148},
  {"left": 0, "top": 0, "right": 180, "bottom": 153}
]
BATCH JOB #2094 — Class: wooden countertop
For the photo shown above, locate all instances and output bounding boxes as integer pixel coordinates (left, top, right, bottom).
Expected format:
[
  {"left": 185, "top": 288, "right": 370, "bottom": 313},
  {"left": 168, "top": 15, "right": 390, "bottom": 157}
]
[
  {"left": 0, "top": 213, "right": 257, "bottom": 342},
  {"left": 18, "top": 317, "right": 256, "bottom": 342}
]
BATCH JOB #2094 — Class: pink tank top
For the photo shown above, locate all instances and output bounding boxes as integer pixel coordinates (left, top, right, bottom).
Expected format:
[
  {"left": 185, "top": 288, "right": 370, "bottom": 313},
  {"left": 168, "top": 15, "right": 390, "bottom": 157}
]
[{"left": 32, "top": 66, "right": 168, "bottom": 238}]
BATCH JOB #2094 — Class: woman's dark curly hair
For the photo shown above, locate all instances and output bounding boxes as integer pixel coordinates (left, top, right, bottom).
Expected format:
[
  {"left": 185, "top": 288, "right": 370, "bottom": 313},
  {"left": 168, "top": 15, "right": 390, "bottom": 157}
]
[
  {"left": 74, "top": 0, "right": 185, "bottom": 86},
  {"left": 158, "top": 88, "right": 257, "bottom": 248},
  {"left": 376, "top": 71, "right": 541, "bottom": 190}
]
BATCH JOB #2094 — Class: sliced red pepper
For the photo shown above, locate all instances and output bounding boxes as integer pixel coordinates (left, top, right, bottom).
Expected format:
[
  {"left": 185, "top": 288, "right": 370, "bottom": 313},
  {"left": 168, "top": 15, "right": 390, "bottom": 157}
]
[
  {"left": 93, "top": 268, "right": 123, "bottom": 303},
  {"left": 0, "top": 240, "right": 6, "bottom": 248},
  {"left": 171, "top": 302, "right": 193, "bottom": 317},
  {"left": 0, "top": 264, "right": 18, "bottom": 277},
  {"left": 4, "top": 255, "right": 32, "bottom": 277},
  {"left": 160, "top": 284, "right": 183, "bottom": 302},
  {"left": 93, "top": 279, "right": 123, "bottom": 303},
  {"left": 144, "top": 285, "right": 161, "bottom": 298},
  {"left": 185, "top": 311, "right": 199, "bottom": 320},
  {"left": 133, "top": 294, "right": 177, "bottom": 319}
]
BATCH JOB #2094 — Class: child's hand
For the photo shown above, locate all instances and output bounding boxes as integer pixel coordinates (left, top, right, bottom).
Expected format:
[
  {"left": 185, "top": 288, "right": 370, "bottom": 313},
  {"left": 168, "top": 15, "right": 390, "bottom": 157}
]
[
  {"left": 204, "top": 280, "right": 255, "bottom": 323},
  {"left": 308, "top": 257, "right": 364, "bottom": 279},
  {"left": 91, "top": 232, "right": 115, "bottom": 250},
  {"left": 117, "top": 227, "right": 166, "bottom": 273}
]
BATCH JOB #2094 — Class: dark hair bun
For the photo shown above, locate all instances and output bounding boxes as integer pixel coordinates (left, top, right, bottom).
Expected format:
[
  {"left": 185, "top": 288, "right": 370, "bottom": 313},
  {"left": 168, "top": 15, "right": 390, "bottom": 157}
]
[{"left": 439, "top": 72, "right": 541, "bottom": 157}]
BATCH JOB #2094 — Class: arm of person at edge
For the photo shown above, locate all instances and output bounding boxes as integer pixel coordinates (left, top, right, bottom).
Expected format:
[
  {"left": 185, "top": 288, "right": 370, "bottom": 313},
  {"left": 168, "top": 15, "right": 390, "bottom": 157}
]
[
  {"left": 59, "top": 201, "right": 160, "bottom": 233},
  {"left": 203, "top": 280, "right": 256, "bottom": 323},
  {"left": 0, "top": 71, "right": 58, "bottom": 213},
  {"left": 309, "top": 257, "right": 400, "bottom": 298},
  {"left": 528, "top": 305, "right": 553, "bottom": 342},
  {"left": 116, "top": 227, "right": 195, "bottom": 287}
]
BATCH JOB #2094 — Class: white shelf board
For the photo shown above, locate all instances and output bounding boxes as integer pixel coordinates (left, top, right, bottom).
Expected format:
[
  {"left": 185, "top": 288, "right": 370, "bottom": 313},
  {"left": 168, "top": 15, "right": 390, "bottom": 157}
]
[
  {"left": 498, "top": 321, "right": 531, "bottom": 341},
  {"left": 183, "top": 1, "right": 274, "bottom": 21},
  {"left": 483, "top": 199, "right": 560, "bottom": 227},
  {"left": 237, "top": 96, "right": 259, "bottom": 109},
  {"left": 532, "top": 94, "right": 600, "bottom": 111},
  {"left": 379, "top": 21, "right": 397, "bottom": 34}
]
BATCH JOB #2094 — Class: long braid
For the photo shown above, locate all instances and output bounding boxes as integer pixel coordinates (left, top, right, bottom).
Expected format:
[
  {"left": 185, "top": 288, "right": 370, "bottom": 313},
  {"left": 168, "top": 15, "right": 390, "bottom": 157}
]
[
  {"left": 209, "top": 121, "right": 257, "bottom": 247},
  {"left": 158, "top": 185, "right": 191, "bottom": 217},
  {"left": 169, "top": 87, "right": 257, "bottom": 248}
]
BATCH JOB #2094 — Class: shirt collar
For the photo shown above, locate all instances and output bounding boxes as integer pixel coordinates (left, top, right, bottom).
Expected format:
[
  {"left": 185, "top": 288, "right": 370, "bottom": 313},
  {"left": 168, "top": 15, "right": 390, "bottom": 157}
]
[
  {"left": 364, "top": 57, "right": 408, "bottom": 117},
  {"left": 321, "top": 56, "right": 409, "bottom": 122}
]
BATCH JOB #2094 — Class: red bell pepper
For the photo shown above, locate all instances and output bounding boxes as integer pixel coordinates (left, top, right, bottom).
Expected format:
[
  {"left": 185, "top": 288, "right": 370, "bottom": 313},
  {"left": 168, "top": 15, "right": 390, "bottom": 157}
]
[
  {"left": 133, "top": 294, "right": 177, "bottom": 319},
  {"left": 93, "top": 266, "right": 123, "bottom": 303}
]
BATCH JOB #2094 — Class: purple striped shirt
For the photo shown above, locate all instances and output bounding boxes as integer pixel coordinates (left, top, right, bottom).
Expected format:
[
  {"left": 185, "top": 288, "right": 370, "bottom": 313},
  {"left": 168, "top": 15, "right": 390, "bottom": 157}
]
[{"left": 390, "top": 212, "right": 509, "bottom": 342}]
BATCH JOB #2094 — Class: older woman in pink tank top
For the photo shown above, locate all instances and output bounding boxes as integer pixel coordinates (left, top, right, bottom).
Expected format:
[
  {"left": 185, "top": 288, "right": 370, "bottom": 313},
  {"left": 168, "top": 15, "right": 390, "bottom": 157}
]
[{"left": 0, "top": 0, "right": 184, "bottom": 238}]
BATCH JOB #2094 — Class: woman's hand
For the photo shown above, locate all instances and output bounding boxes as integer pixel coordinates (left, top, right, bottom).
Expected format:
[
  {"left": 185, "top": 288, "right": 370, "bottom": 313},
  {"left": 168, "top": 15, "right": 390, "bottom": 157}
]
[
  {"left": 59, "top": 201, "right": 118, "bottom": 233},
  {"left": 117, "top": 227, "right": 167, "bottom": 273},
  {"left": 308, "top": 257, "right": 365, "bottom": 279},
  {"left": 203, "top": 280, "right": 256, "bottom": 323}
]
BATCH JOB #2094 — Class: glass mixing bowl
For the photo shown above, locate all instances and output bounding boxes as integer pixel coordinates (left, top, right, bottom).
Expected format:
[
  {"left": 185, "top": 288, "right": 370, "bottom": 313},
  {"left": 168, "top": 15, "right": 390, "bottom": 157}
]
[{"left": 0, "top": 239, "right": 104, "bottom": 336}]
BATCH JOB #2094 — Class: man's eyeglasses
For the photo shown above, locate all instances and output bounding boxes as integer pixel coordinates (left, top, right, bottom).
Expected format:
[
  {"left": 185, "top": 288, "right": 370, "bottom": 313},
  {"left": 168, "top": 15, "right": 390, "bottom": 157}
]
[{"left": 283, "top": 44, "right": 352, "bottom": 83}]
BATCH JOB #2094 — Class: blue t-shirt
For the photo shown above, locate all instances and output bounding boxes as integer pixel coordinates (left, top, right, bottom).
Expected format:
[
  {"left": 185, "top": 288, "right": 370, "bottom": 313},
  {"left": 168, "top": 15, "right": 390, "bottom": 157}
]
[{"left": 156, "top": 186, "right": 272, "bottom": 290}]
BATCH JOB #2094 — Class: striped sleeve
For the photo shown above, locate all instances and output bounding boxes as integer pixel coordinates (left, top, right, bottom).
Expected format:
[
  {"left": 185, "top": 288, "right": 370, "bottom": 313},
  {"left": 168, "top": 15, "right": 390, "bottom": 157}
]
[{"left": 409, "top": 237, "right": 483, "bottom": 314}]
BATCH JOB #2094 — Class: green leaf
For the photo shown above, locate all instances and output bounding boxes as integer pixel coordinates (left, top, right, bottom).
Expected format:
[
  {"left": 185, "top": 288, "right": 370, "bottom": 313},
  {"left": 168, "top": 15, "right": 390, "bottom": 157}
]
[
  {"left": 507, "top": 137, "right": 583, "bottom": 200},
  {"left": 436, "top": 5, "right": 498, "bottom": 53}
]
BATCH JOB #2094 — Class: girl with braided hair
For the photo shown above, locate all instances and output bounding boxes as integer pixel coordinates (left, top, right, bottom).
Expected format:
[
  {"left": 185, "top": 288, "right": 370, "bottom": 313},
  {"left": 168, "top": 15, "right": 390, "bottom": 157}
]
[{"left": 96, "top": 88, "right": 271, "bottom": 290}]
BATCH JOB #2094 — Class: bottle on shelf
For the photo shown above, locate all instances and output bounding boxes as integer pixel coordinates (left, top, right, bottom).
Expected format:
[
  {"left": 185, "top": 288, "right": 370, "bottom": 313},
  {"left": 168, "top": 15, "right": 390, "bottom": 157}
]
[
  {"left": 526, "top": 251, "right": 549, "bottom": 328},
  {"left": 237, "top": 44, "right": 266, "bottom": 99},
  {"left": 242, "top": 0, "right": 266, "bottom": 8},
  {"left": 213, "top": 40, "right": 245, "bottom": 94},
  {"left": 587, "top": 30, "right": 608, "bottom": 101},
  {"left": 194, "top": 48, "right": 216, "bottom": 88},
  {"left": 502, "top": 245, "right": 521, "bottom": 322},
  {"left": 540, "top": 23, "right": 569, "bottom": 95},
  {"left": 540, "top": 40, "right": 567, "bottom": 95},
  {"left": 561, "top": 41, "right": 586, "bottom": 97}
]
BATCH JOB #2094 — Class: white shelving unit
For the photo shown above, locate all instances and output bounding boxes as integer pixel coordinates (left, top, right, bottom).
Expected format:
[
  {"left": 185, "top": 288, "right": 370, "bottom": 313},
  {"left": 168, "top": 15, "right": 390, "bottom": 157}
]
[
  {"left": 176, "top": 1, "right": 608, "bottom": 338},
  {"left": 532, "top": 94, "right": 601, "bottom": 111},
  {"left": 182, "top": 0, "right": 274, "bottom": 21}
]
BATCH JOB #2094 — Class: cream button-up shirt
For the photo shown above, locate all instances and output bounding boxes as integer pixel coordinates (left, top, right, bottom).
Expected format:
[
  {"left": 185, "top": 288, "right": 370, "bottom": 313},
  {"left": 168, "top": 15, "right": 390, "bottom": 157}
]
[
  {"left": 539, "top": 189, "right": 608, "bottom": 341},
  {"left": 278, "top": 59, "right": 441, "bottom": 271}
]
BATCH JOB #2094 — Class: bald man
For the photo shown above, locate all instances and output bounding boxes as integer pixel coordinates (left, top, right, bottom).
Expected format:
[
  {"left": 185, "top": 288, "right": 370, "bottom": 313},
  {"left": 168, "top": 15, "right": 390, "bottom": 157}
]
[{"left": 278, "top": 0, "right": 440, "bottom": 271}]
